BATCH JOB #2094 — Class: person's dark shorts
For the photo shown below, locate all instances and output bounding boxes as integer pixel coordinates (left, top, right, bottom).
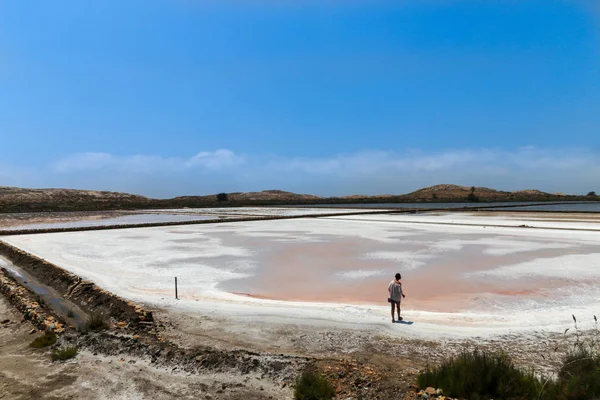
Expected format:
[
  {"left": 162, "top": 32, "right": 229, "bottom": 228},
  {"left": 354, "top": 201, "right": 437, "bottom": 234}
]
[{"left": 388, "top": 298, "right": 401, "bottom": 305}]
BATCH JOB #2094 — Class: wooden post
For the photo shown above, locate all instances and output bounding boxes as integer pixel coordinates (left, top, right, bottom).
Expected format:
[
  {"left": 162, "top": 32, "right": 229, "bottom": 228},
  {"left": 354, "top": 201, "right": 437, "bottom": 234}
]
[{"left": 175, "top": 277, "right": 178, "bottom": 300}]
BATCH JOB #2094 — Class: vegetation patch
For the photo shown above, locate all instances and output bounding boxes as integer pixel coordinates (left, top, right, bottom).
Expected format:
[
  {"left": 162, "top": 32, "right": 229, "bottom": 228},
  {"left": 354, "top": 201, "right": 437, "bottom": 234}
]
[
  {"left": 418, "top": 351, "right": 542, "bottom": 400},
  {"left": 548, "top": 346, "right": 600, "bottom": 399},
  {"left": 51, "top": 346, "right": 78, "bottom": 361},
  {"left": 419, "top": 316, "right": 600, "bottom": 400},
  {"left": 294, "top": 369, "right": 335, "bottom": 400},
  {"left": 84, "top": 312, "right": 109, "bottom": 332},
  {"left": 29, "top": 332, "right": 57, "bottom": 348}
]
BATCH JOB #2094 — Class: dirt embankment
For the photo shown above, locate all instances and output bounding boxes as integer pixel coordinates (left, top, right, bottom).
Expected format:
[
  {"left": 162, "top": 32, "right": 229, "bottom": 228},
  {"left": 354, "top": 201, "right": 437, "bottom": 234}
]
[
  {"left": 0, "top": 241, "right": 152, "bottom": 325},
  {"left": 0, "top": 267, "right": 68, "bottom": 333},
  {"left": 0, "top": 292, "right": 299, "bottom": 400}
]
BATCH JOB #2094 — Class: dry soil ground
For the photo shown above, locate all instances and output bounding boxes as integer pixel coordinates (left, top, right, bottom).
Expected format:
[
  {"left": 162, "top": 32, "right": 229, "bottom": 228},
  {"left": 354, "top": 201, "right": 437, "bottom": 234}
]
[
  {"left": 151, "top": 306, "right": 580, "bottom": 399},
  {"left": 0, "top": 295, "right": 290, "bottom": 400}
]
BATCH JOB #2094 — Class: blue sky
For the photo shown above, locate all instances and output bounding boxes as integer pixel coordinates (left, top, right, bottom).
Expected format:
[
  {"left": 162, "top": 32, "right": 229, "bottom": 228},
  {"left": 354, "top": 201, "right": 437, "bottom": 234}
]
[{"left": 1, "top": 1, "right": 599, "bottom": 197}]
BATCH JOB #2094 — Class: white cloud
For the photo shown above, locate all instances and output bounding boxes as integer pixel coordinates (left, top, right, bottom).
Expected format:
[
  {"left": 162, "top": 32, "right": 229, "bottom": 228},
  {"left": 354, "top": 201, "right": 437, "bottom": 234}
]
[
  {"left": 187, "top": 149, "right": 245, "bottom": 169},
  {"left": 52, "top": 149, "right": 245, "bottom": 173},
  {"left": 13, "top": 147, "right": 600, "bottom": 197},
  {"left": 269, "top": 147, "right": 597, "bottom": 177}
]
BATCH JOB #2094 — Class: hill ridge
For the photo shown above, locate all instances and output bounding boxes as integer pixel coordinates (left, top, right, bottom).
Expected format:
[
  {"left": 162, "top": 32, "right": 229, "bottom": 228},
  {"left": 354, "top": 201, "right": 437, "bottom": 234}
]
[{"left": 0, "top": 184, "right": 594, "bottom": 212}]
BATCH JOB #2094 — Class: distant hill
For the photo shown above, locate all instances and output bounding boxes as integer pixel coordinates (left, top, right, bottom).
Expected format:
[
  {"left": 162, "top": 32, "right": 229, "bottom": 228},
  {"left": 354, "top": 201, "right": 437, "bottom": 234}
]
[
  {"left": 400, "top": 184, "right": 555, "bottom": 201},
  {"left": 0, "top": 186, "right": 150, "bottom": 212},
  {"left": 173, "top": 190, "right": 321, "bottom": 203},
  {"left": 0, "top": 184, "right": 595, "bottom": 212}
]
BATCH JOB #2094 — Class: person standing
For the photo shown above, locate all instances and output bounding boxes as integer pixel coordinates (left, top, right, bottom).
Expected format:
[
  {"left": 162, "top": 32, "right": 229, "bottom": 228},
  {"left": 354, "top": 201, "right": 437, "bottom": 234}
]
[{"left": 388, "top": 273, "right": 406, "bottom": 323}]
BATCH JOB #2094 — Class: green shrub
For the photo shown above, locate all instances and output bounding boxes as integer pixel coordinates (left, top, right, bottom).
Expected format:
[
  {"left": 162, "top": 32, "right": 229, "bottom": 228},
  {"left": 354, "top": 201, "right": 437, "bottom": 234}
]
[
  {"left": 543, "top": 315, "right": 600, "bottom": 399},
  {"left": 51, "top": 346, "right": 78, "bottom": 361},
  {"left": 217, "top": 193, "right": 228, "bottom": 202},
  {"left": 294, "top": 369, "right": 335, "bottom": 400},
  {"left": 467, "top": 192, "right": 480, "bottom": 202},
  {"left": 418, "top": 351, "right": 544, "bottom": 400},
  {"left": 29, "top": 332, "right": 57, "bottom": 348},
  {"left": 85, "top": 312, "right": 108, "bottom": 331},
  {"left": 550, "top": 347, "right": 600, "bottom": 400},
  {"left": 417, "top": 316, "right": 600, "bottom": 399}
]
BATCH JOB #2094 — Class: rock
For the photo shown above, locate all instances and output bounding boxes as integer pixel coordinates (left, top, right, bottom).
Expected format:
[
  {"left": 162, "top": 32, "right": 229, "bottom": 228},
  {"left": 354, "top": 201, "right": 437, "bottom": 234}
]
[
  {"left": 425, "top": 387, "right": 436, "bottom": 395},
  {"left": 436, "top": 388, "right": 443, "bottom": 395},
  {"left": 117, "top": 321, "right": 127, "bottom": 328}
]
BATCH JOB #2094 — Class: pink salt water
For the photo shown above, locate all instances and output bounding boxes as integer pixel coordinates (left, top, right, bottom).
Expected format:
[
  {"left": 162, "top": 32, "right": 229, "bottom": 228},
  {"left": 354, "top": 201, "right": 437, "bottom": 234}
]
[{"left": 216, "top": 228, "right": 599, "bottom": 314}]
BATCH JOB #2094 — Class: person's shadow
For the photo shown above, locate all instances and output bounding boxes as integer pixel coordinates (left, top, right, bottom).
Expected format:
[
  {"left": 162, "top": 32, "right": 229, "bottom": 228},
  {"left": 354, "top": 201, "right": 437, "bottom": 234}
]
[{"left": 394, "top": 320, "right": 414, "bottom": 325}]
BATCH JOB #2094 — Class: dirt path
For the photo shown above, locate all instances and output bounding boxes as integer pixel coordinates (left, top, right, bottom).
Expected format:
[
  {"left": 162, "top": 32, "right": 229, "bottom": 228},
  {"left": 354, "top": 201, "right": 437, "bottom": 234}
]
[{"left": 0, "top": 295, "right": 290, "bottom": 400}]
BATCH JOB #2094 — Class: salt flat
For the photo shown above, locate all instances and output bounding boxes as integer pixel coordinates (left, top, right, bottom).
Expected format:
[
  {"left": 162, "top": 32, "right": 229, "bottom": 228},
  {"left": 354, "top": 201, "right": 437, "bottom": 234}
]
[
  {"left": 0, "top": 206, "right": 378, "bottom": 232},
  {"left": 326, "top": 211, "right": 600, "bottom": 230},
  {"left": 3, "top": 211, "right": 600, "bottom": 339}
]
